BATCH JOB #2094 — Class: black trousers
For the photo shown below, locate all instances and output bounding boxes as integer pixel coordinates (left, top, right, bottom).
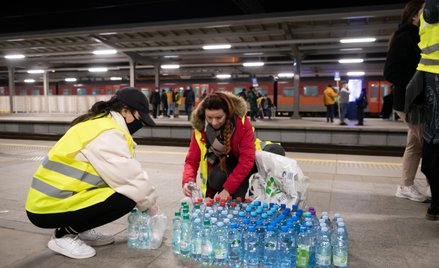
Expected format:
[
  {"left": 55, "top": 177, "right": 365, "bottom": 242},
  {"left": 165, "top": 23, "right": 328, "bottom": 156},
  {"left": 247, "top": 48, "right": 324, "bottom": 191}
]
[
  {"left": 27, "top": 192, "right": 135, "bottom": 233},
  {"left": 325, "top": 104, "right": 335, "bottom": 122},
  {"left": 421, "top": 142, "right": 439, "bottom": 209}
]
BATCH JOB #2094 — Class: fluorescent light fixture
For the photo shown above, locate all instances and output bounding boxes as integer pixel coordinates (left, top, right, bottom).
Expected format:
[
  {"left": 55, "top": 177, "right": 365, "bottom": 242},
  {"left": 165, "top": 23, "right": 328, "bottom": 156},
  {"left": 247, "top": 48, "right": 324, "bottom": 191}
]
[
  {"left": 98, "top": 32, "right": 117, "bottom": 35},
  {"left": 278, "top": 72, "right": 295, "bottom": 78},
  {"left": 339, "top": 48, "right": 363, "bottom": 51},
  {"left": 161, "top": 64, "right": 180, "bottom": 69},
  {"left": 164, "top": 55, "right": 179, "bottom": 58},
  {"left": 244, "top": 52, "right": 264, "bottom": 56},
  {"left": 65, "top": 78, "right": 77, "bottom": 82},
  {"left": 88, "top": 67, "right": 108, "bottom": 72},
  {"left": 340, "top": 37, "right": 376, "bottom": 43},
  {"left": 202, "top": 44, "right": 232, "bottom": 50},
  {"left": 5, "top": 54, "right": 25, "bottom": 59},
  {"left": 110, "top": 77, "right": 122, "bottom": 81},
  {"left": 7, "top": 39, "right": 24, "bottom": 42},
  {"left": 243, "top": 62, "right": 264, "bottom": 67},
  {"left": 347, "top": 71, "right": 365, "bottom": 76},
  {"left": 27, "top": 69, "right": 45, "bottom": 74},
  {"left": 216, "top": 74, "right": 231, "bottom": 79},
  {"left": 24, "top": 79, "right": 35, "bottom": 83},
  {"left": 93, "top": 49, "right": 117, "bottom": 55},
  {"left": 338, "top": 58, "right": 364, "bottom": 64}
]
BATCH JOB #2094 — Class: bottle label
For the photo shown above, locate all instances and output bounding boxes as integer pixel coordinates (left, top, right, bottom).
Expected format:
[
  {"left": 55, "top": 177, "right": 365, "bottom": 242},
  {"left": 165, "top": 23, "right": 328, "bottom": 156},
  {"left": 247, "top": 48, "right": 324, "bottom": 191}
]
[
  {"left": 296, "top": 245, "right": 310, "bottom": 267},
  {"left": 316, "top": 253, "right": 331, "bottom": 265},
  {"left": 333, "top": 253, "right": 348, "bottom": 267},
  {"left": 201, "top": 242, "right": 213, "bottom": 256},
  {"left": 214, "top": 246, "right": 227, "bottom": 259}
]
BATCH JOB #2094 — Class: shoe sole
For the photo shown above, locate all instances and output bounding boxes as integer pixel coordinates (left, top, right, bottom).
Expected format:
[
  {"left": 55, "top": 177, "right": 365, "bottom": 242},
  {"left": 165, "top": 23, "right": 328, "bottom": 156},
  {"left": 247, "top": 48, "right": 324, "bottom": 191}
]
[
  {"left": 395, "top": 192, "right": 426, "bottom": 202},
  {"left": 48, "top": 240, "right": 96, "bottom": 259},
  {"left": 80, "top": 237, "right": 115, "bottom": 247}
]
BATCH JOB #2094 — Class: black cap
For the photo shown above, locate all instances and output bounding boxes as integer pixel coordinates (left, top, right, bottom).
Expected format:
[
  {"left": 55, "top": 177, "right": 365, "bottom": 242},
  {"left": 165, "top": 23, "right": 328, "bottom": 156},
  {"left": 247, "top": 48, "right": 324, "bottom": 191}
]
[{"left": 115, "top": 87, "right": 156, "bottom": 127}]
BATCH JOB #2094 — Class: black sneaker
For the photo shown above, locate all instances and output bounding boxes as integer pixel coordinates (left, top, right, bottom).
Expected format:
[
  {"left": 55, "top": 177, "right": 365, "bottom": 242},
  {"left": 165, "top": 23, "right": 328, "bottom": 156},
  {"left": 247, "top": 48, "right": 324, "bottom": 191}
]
[{"left": 426, "top": 207, "right": 439, "bottom": 221}]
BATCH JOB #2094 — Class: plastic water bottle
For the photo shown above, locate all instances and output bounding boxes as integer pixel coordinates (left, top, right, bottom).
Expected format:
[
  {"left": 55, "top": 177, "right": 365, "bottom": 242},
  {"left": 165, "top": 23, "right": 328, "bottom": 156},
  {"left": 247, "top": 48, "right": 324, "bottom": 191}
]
[
  {"left": 171, "top": 211, "right": 181, "bottom": 254},
  {"left": 333, "top": 228, "right": 348, "bottom": 268},
  {"left": 243, "top": 225, "right": 259, "bottom": 268},
  {"left": 127, "top": 209, "right": 139, "bottom": 249},
  {"left": 179, "top": 214, "right": 191, "bottom": 257},
  {"left": 296, "top": 226, "right": 311, "bottom": 268},
  {"left": 200, "top": 219, "right": 214, "bottom": 266},
  {"left": 213, "top": 221, "right": 228, "bottom": 266},
  {"left": 137, "top": 210, "right": 151, "bottom": 250},
  {"left": 228, "top": 223, "right": 242, "bottom": 268},
  {"left": 263, "top": 225, "right": 278, "bottom": 268},
  {"left": 315, "top": 226, "right": 332, "bottom": 268},
  {"left": 278, "top": 225, "right": 293, "bottom": 268},
  {"left": 191, "top": 218, "right": 202, "bottom": 261}
]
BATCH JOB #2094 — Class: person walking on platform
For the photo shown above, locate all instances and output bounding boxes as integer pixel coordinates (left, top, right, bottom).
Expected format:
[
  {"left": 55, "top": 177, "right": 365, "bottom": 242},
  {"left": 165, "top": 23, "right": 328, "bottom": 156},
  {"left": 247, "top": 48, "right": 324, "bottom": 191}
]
[
  {"left": 410, "top": 0, "right": 439, "bottom": 219},
  {"left": 150, "top": 87, "right": 161, "bottom": 119},
  {"left": 384, "top": 0, "right": 427, "bottom": 202},
  {"left": 25, "top": 87, "right": 159, "bottom": 259},
  {"left": 338, "top": 82, "right": 350, "bottom": 125},
  {"left": 323, "top": 84, "right": 338, "bottom": 123}
]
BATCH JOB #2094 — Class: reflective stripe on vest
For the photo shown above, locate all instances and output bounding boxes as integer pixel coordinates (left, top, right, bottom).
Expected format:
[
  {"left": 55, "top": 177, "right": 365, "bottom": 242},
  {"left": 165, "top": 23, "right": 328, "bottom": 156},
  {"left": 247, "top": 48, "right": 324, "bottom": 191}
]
[
  {"left": 26, "top": 116, "right": 134, "bottom": 213},
  {"left": 421, "top": 43, "right": 439, "bottom": 55}
]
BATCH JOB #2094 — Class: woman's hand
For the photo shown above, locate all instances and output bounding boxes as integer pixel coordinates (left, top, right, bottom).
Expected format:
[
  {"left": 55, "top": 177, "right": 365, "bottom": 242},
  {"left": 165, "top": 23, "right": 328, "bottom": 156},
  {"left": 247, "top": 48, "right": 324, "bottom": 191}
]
[
  {"left": 214, "top": 188, "right": 230, "bottom": 200},
  {"left": 182, "top": 182, "right": 192, "bottom": 197}
]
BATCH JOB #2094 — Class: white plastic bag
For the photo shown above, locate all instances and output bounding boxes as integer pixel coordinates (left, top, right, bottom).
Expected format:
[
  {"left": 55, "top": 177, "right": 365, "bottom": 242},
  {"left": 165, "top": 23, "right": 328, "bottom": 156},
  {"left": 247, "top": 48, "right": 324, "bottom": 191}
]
[
  {"left": 246, "top": 150, "right": 310, "bottom": 208},
  {"left": 147, "top": 209, "right": 167, "bottom": 249}
]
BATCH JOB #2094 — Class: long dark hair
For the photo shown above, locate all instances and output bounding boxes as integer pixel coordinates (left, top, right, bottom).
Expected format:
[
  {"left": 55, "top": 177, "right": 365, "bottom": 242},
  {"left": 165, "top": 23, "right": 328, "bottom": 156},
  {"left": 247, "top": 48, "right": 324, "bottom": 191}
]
[
  {"left": 70, "top": 96, "right": 127, "bottom": 126},
  {"left": 388, "top": 0, "right": 424, "bottom": 48},
  {"left": 198, "top": 92, "right": 236, "bottom": 172}
]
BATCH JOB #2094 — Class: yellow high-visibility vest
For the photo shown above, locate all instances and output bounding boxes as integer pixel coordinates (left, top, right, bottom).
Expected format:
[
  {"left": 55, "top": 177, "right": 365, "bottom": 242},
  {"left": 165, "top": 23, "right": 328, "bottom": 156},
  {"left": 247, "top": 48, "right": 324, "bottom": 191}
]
[
  {"left": 417, "top": 15, "right": 439, "bottom": 74},
  {"left": 26, "top": 116, "right": 134, "bottom": 214}
]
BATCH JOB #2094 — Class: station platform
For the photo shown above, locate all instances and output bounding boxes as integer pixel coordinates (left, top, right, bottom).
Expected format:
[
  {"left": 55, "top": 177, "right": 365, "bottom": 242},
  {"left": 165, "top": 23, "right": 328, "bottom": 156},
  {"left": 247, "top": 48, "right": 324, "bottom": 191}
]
[
  {"left": 0, "top": 113, "right": 408, "bottom": 156},
  {"left": 0, "top": 139, "right": 437, "bottom": 268}
]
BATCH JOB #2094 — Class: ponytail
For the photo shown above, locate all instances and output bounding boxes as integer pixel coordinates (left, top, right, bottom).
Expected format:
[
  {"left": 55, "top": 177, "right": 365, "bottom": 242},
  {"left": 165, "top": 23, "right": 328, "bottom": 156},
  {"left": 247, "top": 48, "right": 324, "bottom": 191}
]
[{"left": 70, "top": 96, "right": 125, "bottom": 126}]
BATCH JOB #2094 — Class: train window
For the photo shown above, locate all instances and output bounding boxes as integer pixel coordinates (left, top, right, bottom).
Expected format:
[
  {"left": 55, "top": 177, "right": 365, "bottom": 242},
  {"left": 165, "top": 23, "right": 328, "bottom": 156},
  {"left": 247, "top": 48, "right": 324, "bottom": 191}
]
[
  {"left": 48, "top": 89, "right": 53, "bottom": 96},
  {"left": 19, "top": 90, "right": 27, "bottom": 95},
  {"left": 63, "top": 88, "right": 72, "bottom": 95},
  {"left": 77, "top": 88, "right": 87, "bottom": 95},
  {"left": 141, "top": 88, "right": 151, "bottom": 97},
  {"left": 370, "top": 84, "right": 378, "bottom": 98},
  {"left": 283, "top": 87, "right": 296, "bottom": 97},
  {"left": 32, "top": 89, "right": 40, "bottom": 95},
  {"left": 381, "top": 84, "right": 390, "bottom": 96},
  {"left": 234, "top": 87, "right": 245, "bottom": 94},
  {"left": 91, "top": 88, "right": 99, "bottom": 96},
  {"left": 106, "top": 88, "right": 113, "bottom": 95},
  {"left": 303, "top": 86, "right": 318, "bottom": 96},
  {"left": 257, "top": 88, "right": 267, "bottom": 95}
]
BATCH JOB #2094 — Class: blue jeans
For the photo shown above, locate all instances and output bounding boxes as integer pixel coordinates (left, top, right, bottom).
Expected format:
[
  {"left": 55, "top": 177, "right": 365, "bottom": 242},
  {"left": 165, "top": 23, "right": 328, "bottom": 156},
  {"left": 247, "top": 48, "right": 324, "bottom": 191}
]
[{"left": 339, "top": 103, "right": 348, "bottom": 123}]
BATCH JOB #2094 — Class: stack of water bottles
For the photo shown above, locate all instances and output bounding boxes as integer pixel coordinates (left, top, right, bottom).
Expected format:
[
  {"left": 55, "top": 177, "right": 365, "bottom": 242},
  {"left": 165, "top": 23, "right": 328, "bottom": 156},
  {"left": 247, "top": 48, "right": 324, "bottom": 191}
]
[
  {"left": 171, "top": 183, "right": 349, "bottom": 267},
  {"left": 127, "top": 208, "right": 167, "bottom": 250}
]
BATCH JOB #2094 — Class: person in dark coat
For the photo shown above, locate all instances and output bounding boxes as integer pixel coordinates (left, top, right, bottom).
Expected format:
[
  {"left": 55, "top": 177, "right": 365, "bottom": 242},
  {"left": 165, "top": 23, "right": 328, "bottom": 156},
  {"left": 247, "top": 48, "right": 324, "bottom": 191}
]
[
  {"left": 149, "top": 88, "right": 161, "bottom": 118},
  {"left": 160, "top": 89, "right": 168, "bottom": 117},
  {"left": 183, "top": 86, "right": 195, "bottom": 120},
  {"left": 355, "top": 88, "right": 367, "bottom": 126}
]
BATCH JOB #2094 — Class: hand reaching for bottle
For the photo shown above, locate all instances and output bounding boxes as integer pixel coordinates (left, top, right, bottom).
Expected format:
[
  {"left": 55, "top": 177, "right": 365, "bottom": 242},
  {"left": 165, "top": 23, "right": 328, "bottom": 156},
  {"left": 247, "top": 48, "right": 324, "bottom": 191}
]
[{"left": 182, "top": 182, "right": 192, "bottom": 197}]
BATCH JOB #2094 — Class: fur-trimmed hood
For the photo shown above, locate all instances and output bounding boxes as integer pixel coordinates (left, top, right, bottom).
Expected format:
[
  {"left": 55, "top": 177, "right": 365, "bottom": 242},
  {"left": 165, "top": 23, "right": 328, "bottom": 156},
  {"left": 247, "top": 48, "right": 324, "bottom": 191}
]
[{"left": 190, "top": 92, "right": 248, "bottom": 131}]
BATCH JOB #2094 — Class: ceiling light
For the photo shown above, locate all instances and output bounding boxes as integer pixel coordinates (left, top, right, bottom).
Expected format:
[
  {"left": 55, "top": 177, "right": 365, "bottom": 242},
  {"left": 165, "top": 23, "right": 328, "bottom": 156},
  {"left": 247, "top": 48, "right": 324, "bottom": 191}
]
[
  {"left": 110, "top": 77, "right": 122, "bottom": 81},
  {"left": 7, "top": 39, "right": 24, "bottom": 42},
  {"left": 216, "top": 74, "right": 231, "bottom": 79},
  {"left": 278, "top": 73, "right": 295, "bottom": 78},
  {"left": 243, "top": 62, "right": 264, "bottom": 67},
  {"left": 347, "top": 71, "right": 365, "bottom": 76},
  {"left": 244, "top": 52, "right": 264, "bottom": 56},
  {"left": 65, "top": 78, "right": 77, "bottom": 82},
  {"left": 340, "top": 37, "right": 376, "bottom": 43},
  {"left": 24, "top": 79, "right": 35, "bottom": 83},
  {"left": 93, "top": 49, "right": 117, "bottom": 55},
  {"left": 27, "top": 69, "right": 45, "bottom": 74},
  {"left": 161, "top": 64, "right": 180, "bottom": 69},
  {"left": 338, "top": 58, "right": 364, "bottom": 64},
  {"left": 164, "top": 55, "right": 179, "bottom": 58},
  {"left": 339, "top": 48, "right": 363, "bottom": 51},
  {"left": 98, "top": 32, "right": 117, "bottom": 35},
  {"left": 5, "top": 54, "right": 25, "bottom": 59},
  {"left": 202, "top": 44, "right": 232, "bottom": 50},
  {"left": 88, "top": 67, "right": 108, "bottom": 72}
]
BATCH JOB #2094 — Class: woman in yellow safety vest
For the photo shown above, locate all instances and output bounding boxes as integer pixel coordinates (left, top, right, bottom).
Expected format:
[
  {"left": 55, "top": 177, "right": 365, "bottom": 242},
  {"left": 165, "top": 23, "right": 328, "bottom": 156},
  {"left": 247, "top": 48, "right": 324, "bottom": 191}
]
[{"left": 25, "top": 87, "right": 158, "bottom": 259}]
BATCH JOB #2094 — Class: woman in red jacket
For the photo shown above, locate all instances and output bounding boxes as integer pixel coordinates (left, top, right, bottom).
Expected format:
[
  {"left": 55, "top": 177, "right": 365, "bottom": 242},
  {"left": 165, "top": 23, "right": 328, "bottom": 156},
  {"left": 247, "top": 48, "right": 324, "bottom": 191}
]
[{"left": 182, "top": 91, "right": 256, "bottom": 200}]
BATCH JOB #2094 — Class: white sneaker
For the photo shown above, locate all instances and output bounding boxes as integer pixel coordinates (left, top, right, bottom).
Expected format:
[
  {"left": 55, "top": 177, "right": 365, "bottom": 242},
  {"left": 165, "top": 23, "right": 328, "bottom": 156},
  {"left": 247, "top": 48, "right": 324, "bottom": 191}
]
[
  {"left": 78, "top": 229, "right": 115, "bottom": 246},
  {"left": 48, "top": 235, "right": 96, "bottom": 259},
  {"left": 395, "top": 185, "right": 427, "bottom": 202}
]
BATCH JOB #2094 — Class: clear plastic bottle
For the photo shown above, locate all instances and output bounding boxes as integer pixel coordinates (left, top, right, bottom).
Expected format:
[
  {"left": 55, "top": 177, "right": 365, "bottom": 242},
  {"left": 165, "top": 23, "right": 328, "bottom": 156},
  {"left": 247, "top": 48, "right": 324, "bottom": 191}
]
[
  {"left": 171, "top": 211, "right": 181, "bottom": 254},
  {"left": 137, "top": 210, "right": 151, "bottom": 250},
  {"left": 200, "top": 219, "right": 214, "bottom": 266},
  {"left": 243, "top": 225, "right": 259, "bottom": 268},
  {"left": 263, "top": 225, "right": 278, "bottom": 268},
  {"left": 179, "top": 214, "right": 191, "bottom": 257},
  {"left": 316, "top": 226, "right": 332, "bottom": 268},
  {"left": 227, "top": 223, "right": 242, "bottom": 268},
  {"left": 333, "top": 227, "right": 348, "bottom": 268},
  {"left": 191, "top": 218, "right": 202, "bottom": 261},
  {"left": 296, "top": 226, "right": 311, "bottom": 268},
  {"left": 187, "top": 181, "right": 202, "bottom": 203},
  {"left": 278, "top": 225, "right": 293, "bottom": 268},
  {"left": 127, "top": 208, "right": 139, "bottom": 249},
  {"left": 213, "top": 221, "right": 228, "bottom": 266}
]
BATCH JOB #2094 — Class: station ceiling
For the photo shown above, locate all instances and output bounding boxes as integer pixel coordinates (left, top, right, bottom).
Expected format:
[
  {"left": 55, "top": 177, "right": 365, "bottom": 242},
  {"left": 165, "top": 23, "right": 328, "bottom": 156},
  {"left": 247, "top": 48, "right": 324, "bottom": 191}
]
[{"left": 0, "top": 0, "right": 406, "bottom": 84}]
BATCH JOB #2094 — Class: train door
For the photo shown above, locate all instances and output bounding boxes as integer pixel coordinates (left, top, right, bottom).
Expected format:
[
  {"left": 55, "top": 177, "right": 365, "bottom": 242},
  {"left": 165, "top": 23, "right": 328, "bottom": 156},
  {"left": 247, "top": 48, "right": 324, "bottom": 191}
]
[{"left": 367, "top": 81, "right": 391, "bottom": 115}]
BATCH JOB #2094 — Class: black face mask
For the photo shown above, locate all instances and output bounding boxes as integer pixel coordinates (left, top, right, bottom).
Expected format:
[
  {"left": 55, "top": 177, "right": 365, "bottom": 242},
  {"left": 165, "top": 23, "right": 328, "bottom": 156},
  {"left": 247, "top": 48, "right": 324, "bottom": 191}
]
[{"left": 126, "top": 111, "right": 144, "bottom": 134}]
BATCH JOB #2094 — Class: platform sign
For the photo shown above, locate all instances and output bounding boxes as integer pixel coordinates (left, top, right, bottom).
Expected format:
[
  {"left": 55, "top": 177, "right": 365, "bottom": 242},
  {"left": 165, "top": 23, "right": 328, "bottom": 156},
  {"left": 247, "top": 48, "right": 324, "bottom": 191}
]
[{"left": 334, "top": 71, "right": 340, "bottom": 81}]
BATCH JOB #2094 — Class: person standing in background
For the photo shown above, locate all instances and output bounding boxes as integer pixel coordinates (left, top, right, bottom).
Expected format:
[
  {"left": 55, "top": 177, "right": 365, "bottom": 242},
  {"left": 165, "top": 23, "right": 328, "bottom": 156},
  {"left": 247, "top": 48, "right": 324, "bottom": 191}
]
[
  {"left": 415, "top": 0, "right": 439, "bottom": 219},
  {"left": 338, "top": 82, "right": 350, "bottom": 126},
  {"left": 247, "top": 87, "right": 258, "bottom": 122},
  {"left": 166, "top": 89, "right": 175, "bottom": 117},
  {"left": 150, "top": 88, "right": 161, "bottom": 119},
  {"left": 183, "top": 86, "right": 195, "bottom": 120},
  {"left": 160, "top": 89, "right": 168, "bottom": 118},
  {"left": 384, "top": 0, "right": 427, "bottom": 202},
  {"left": 323, "top": 84, "right": 338, "bottom": 123},
  {"left": 355, "top": 88, "right": 368, "bottom": 126}
]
